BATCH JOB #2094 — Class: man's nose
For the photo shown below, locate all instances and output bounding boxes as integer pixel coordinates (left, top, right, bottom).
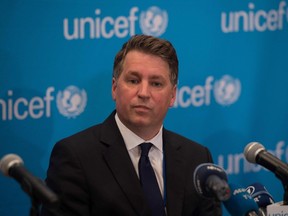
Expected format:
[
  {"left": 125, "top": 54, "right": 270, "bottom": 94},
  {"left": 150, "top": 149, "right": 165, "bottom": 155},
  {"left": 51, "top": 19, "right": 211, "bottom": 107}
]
[{"left": 138, "top": 82, "right": 150, "bottom": 98}]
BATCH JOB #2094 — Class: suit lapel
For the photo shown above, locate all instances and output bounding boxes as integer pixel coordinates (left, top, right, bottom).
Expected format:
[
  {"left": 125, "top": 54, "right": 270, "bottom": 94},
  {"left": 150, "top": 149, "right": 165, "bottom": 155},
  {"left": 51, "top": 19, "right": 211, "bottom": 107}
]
[
  {"left": 98, "top": 112, "right": 186, "bottom": 216},
  {"left": 164, "top": 129, "right": 186, "bottom": 216},
  {"left": 100, "top": 112, "right": 150, "bottom": 216}
]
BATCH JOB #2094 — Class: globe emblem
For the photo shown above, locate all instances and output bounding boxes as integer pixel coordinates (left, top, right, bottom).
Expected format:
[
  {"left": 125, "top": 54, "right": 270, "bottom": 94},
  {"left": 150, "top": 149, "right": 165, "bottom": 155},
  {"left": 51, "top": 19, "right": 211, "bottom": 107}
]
[
  {"left": 213, "top": 75, "right": 241, "bottom": 106},
  {"left": 140, "top": 6, "right": 168, "bottom": 37},
  {"left": 56, "top": 85, "right": 87, "bottom": 118}
]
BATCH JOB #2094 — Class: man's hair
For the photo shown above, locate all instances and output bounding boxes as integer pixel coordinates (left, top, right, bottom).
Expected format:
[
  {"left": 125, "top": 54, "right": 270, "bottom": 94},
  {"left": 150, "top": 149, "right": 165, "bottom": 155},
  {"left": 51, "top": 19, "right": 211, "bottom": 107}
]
[{"left": 113, "top": 34, "right": 178, "bottom": 86}]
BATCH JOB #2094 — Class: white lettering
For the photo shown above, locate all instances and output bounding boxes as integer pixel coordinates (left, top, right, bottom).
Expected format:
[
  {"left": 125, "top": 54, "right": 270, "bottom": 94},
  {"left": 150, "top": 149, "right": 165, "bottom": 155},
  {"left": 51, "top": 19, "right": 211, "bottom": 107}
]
[
  {"left": 29, "top": 97, "right": 44, "bottom": 119},
  {"left": 221, "top": 1, "right": 287, "bottom": 33},
  {"left": 44, "top": 87, "right": 54, "bottom": 117},
  {"left": 14, "top": 98, "right": 28, "bottom": 120},
  {"left": 173, "top": 76, "right": 214, "bottom": 108},
  {"left": 63, "top": 7, "right": 139, "bottom": 40},
  {"left": 0, "top": 87, "right": 55, "bottom": 121}
]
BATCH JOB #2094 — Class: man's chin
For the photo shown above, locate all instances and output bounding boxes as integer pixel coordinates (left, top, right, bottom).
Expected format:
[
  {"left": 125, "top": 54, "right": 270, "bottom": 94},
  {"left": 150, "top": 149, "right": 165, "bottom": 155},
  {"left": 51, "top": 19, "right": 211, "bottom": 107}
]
[
  {"left": 129, "top": 116, "right": 154, "bottom": 127},
  {"left": 132, "top": 120, "right": 150, "bottom": 127}
]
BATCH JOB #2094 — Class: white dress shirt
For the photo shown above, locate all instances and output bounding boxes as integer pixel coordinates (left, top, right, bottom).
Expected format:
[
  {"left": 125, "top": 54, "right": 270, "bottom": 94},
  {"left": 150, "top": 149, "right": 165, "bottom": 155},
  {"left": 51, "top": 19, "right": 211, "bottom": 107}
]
[{"left": 115, "top": 113, "right": 164, "bottom": 197}]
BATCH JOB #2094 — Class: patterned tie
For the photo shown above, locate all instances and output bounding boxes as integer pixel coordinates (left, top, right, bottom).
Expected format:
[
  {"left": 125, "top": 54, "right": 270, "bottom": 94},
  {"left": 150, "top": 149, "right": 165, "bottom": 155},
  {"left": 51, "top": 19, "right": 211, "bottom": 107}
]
[{"left": 138, "top": 143, "right": 166, "bottom": 216}]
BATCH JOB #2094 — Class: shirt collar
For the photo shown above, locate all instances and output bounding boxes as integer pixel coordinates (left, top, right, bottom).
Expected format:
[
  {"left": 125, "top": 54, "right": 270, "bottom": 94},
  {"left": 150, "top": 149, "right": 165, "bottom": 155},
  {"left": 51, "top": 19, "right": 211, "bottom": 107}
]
[{"left": 115, "top": 113, "right": 163, "bottom": 152}]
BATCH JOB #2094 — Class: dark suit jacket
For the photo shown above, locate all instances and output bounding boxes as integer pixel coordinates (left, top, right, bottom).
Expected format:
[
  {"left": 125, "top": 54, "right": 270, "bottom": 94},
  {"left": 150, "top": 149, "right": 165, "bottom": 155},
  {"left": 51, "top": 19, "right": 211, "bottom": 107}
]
[{"left": 41, "top": 111, "right": 221, "bottom": 216}]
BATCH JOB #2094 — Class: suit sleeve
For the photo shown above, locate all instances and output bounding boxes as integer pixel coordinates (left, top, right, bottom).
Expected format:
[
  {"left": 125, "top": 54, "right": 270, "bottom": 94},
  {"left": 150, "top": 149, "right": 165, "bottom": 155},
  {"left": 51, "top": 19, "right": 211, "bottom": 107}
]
[{"left": 40, "top": 140, "right": 90, "bottom": 216}]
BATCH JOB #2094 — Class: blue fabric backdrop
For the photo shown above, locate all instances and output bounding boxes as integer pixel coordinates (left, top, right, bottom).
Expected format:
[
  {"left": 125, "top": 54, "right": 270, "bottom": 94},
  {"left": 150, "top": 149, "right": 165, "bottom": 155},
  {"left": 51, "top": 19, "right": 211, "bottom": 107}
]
[{"left": 1, "top": 1, "right": 288, "bottom": 215}]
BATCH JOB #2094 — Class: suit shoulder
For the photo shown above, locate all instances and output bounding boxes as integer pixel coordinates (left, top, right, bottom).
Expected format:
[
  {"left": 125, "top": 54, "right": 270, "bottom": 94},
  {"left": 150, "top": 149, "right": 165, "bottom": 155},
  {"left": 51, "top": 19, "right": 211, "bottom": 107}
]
[
  {"left": 63, "top": 124, "right": 101, "bottom": 142},
  {"left": 164, "top": 129, "right": 206, "bottom": 149},
  {"left": 52, "top": 124, "right": 102, "bottom": 154}
]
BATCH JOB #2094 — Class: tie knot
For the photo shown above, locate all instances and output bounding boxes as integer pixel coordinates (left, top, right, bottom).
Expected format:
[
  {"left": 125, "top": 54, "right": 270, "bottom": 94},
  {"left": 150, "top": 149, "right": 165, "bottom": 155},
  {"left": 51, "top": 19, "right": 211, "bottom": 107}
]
[{"left": 140, "top": 142, "right": 153, "bottom": 157}]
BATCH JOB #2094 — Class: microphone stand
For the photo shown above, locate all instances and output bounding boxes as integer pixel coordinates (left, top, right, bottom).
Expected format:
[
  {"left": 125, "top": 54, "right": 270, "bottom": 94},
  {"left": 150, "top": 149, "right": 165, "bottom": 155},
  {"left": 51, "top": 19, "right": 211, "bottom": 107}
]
[
  {"left": 18, "top": 177, "right": 41, "bottom": 216},
  {"left": 282, "top": 182, "right": 288, "bottom": 205},
  {"left": 30, "top": 195, "right": 41, "bottom": 216},
  {"left": 274, "top": 166, "right": 288, "bottom": 205},
  {"left": 18, "top": 175, "right": 58, "bottom": 216}
]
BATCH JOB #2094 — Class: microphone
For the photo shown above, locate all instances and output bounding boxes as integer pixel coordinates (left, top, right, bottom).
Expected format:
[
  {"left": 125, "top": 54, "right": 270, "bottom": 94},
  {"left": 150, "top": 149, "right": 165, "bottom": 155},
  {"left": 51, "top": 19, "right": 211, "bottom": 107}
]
[
  {"left": 223, "top": 183, "right": 259, "bottom": 216},
  {"left": 193, "top": 163, "right": 231, "bottom": 201},
  {"left": 0, "top": 153, "right": 59, "bottom": 208},
  {"left": 244, "top": 142, "right": 288, "bottom": 183},
  {"left": 246, "top": 182, "right": 275, "bottom": 215}
]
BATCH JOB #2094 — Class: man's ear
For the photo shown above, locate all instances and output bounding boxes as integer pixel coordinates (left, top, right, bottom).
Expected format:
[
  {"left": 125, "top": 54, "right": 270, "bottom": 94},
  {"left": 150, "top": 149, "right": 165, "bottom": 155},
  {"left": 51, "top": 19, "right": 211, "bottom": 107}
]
[
  {"left": 112, "top": 77, "right": 117, "bottom": 101},
  {"left": 169, "top": 85, "right": 177, "bottom": 107}
]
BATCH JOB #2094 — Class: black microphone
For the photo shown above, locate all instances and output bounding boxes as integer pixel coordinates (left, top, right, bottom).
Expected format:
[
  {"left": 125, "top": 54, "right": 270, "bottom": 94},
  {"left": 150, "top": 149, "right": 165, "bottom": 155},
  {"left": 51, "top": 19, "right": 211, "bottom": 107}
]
[
  {"left": 0, "top": 154, "right": 59, "bottom": 208},
  {"left": 244, "top": 142, "right": 288, "bottom": 183},
  {"left": 193, "top": 163, "right": 231, "bottom": 201}
]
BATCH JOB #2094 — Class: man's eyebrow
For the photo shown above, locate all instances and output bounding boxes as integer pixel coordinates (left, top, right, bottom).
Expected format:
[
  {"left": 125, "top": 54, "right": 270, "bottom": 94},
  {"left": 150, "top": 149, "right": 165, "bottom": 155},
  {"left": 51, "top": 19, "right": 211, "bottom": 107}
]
[
  {"left": 149, "top": 75, "right": 166, "bottom": 80},
  {"left": 126, "top": 71, "right": 166, "bottom": 80},
  {"left": 126, "top": 71, "right": 140, "bottom": 76}
]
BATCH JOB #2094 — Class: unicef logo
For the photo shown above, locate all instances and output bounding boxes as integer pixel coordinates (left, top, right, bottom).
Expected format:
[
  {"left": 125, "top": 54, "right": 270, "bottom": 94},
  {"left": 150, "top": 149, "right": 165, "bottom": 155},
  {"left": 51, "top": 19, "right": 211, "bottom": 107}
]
[
  {"left": 140, "top": 6, "right": 168, "bottom": 37},
  {"left": 56, "top": 85, "right": 87, "bottom": 118},
  {"left": 213, "top": 75, "right": 241, "bottom": 106}
]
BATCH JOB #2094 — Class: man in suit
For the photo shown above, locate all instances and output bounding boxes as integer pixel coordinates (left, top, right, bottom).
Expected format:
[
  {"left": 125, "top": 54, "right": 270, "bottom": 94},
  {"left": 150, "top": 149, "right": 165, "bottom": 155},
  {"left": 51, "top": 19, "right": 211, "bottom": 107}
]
[{"left": 41, "top": 35, "right": 221, "bottom": 216}]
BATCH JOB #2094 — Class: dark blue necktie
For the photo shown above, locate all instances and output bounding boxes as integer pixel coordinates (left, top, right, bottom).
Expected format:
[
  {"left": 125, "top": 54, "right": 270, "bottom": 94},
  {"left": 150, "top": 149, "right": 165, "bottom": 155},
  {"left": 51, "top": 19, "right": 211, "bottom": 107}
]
[{"left": 138, "top": 143, "right": 166, "bottom": 216}]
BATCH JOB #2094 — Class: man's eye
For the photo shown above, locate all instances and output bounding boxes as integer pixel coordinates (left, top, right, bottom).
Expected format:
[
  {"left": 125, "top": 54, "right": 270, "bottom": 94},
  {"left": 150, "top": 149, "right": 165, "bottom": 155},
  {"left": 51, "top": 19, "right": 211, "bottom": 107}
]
[
  {"left": 129, "top": 79, "right": 139, "bottom": 84},
  {"left": 152, "top": 82, "right": 162, "bottom": 87}
]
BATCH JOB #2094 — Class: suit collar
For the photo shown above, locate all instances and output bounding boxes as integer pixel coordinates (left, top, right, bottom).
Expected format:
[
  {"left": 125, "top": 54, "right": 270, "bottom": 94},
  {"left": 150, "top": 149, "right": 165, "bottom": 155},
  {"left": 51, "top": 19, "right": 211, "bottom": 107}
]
[{"left": 115, "top": 112, "right": 164, "bottom": 152}]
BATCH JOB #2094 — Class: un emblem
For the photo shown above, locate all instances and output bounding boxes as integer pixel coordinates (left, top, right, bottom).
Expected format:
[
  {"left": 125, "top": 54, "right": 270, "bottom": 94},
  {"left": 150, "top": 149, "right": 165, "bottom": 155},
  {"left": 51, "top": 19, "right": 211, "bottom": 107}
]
[
  {"left": 213, "top": 75, "right": 241, "bottom": 106},
  {"left": 140, "top": 6, "right": 168, "bottom": 37},
  {"left": 56, "top": 85, "right": 87, "bottom": 118}
]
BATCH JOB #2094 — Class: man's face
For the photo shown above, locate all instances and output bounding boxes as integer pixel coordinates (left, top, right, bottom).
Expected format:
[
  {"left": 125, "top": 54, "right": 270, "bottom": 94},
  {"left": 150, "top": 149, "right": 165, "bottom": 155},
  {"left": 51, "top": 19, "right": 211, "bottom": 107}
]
[{"left": 112, "top": 50, "right": 176, "bottom": 138}]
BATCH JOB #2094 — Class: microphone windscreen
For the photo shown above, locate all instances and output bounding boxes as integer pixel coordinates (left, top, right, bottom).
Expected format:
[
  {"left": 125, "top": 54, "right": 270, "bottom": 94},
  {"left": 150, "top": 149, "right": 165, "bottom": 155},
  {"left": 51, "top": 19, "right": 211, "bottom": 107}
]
[
  {"left": 246, "top": 182, "right": 275, "bottom": 207},
  {"left": 193, "top": 163, "right": 228, "bottom": 198},
  {"left": 244, "top": 142, "right": 265, "bottom": 163},
  {"left": 223, "top": 183, "right": 259, "bottom": 216},
  {"left": 0, "top": 154, "right": 23, "bottom": 176}
]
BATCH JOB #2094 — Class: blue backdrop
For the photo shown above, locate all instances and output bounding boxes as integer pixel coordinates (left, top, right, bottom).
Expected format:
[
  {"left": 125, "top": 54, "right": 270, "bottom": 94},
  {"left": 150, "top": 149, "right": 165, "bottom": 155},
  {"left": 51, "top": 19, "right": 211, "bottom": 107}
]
[{"left": 1, "top": 0, "right": 288, "bottom": 215}]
